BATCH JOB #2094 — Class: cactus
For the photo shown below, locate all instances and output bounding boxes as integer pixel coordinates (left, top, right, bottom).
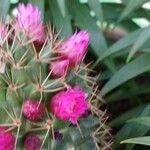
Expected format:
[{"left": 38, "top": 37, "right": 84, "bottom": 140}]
[{"left": 0, "top": 3, "right": 111, "bottom": 150}]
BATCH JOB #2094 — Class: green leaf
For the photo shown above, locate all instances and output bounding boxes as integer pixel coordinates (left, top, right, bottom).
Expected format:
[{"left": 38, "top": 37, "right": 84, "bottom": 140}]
[
  {"left": 122, "top": 0, "right": 131, "bottom": 4},
  {"left": 121, "top": 136, "right": 150, "bottom": 146},
  {"left": 107, "top": 84, "right": 150, "bottom": 102},
  {"left": 127, "top": 26, "right": 150, "bottom": 62},
  {"left": 102, "top": 3, "right": 124, "bottom": 21},
  {"left": 110, "top": 104, "right": 147, "bottom": 127},
  {"left": 66, "top": 0, "right": 107, "bottom": 56},
  {"left": 128, "top": 117, "right": 150, "bottom": 127},
  {"left": 88, "top": 0, "right": 103, "bottom": 24},
  {"left": 118, "top": 0, "right": 150, "bottom": 22},
  {"left": 113, "top": 104, "right": 150, "bottom": 149},
  {"left": 101, "top": 54, "right": 150, "bottom": 96},
  {"left": 102, "top": 3, "right": 150, "bottom": 22},
  {"left": 93, "top": 28, "right": 142, "bottom": 67},
  {"left": 0, "top": 0, "right": 10, "bottom": 20},
  {"left": 57, "top": 0, "right": 66, "bottom": 16}
]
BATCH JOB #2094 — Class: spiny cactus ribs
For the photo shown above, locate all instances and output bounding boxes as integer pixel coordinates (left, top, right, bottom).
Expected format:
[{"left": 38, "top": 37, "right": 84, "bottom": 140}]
[{"left": 0, "top": 3, "right": 111, "bottom": 150}]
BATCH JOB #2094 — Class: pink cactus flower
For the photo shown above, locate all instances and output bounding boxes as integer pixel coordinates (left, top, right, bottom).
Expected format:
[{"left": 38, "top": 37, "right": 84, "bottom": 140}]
[
  {"left": 24, "top": 134, "right": 42, "bottom": 150},
  {"left": 50, "top": 86, "right": 89, "bottom": 124},
  {"left": 58, "top": 31, "right": 90, "bottom": 67},
  {"left": 16, "top": 3, "right": 45, "bottom": 42},
  {"left": 0, "top": 127, "right": 15, "bottom": 150},
  {"left": 23, "top": 100, "right": 44, "bottom": 122},
  {"left": 0, "top": 23, "right": 7, "bottom": 42},
  {"left": 50, "top": 59, "right": 69, "bottom": 77}
]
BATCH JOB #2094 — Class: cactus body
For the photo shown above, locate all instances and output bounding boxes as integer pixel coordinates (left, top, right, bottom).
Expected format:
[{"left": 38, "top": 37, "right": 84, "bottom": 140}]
[{"left": 0, "top": 3, "right": 111, "bottom": 150}]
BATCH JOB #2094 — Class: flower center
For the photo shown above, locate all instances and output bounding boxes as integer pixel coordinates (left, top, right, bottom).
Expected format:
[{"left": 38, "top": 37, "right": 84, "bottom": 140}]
[{"left": 66, "top": 100, "right": 76, "bottom": 114}]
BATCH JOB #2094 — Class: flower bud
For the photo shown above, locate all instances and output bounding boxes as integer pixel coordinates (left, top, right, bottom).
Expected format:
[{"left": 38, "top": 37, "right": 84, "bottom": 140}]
[
  {"left": 59, "top": 31, "right": 89, "bottom": 67},
  {"left": 24, "top": 134, "right": 42, "bottom": 150},
  {"left": 0, "top": 127, "right": 15, "bottom": 150},
  {"left": 23, "top": 100, "right": 44, "bottom": 122},
  {"left": 16, "top": 3, "right": 45, "bottom": 42},
  {"left": 50, "top": 59, "right": 69, "bottom": 78}
]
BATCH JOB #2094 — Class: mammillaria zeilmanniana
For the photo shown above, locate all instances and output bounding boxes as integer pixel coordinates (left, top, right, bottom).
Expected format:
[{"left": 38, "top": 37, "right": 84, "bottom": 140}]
[{"left": 0, "top": 3, "right": 111, "bottom": 150}]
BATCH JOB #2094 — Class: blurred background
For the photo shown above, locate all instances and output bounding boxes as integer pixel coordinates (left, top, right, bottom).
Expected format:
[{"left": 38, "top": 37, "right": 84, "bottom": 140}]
[{"left": 1, "top": 0, "right": 150, "bottom": 149}]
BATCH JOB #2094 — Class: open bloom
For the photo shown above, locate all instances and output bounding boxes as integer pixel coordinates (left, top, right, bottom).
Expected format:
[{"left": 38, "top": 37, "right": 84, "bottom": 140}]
[
  {"left": 24, "top": 134, "right": 42, "bottom": 150},
  {"left": 50, "top": 59, "right": 69, "bottom": 77},
  {"left": 16, "top": 3, "right": 45, "bottom": 42},
  {"left": 23, "top": 100, "right": 44, "bottom": 122},
  {"left": 0, "top": 127, "right": 15, "bottom": 150},
  {"left": 58, "top": 31, "right": 90, "bottom": 67},
  {"left": 50, "top": 86, "right": 89, "bottom": 124}
]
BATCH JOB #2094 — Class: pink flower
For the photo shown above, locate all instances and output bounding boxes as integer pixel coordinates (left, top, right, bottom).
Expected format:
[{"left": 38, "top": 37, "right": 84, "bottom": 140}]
[
  {"left": 16, "top": 3, "right": 45, "bottom": 42},
  {"left": 50, "top": 86, "right": 89, "bottom": 124},
  {"left": 23, "top": 100, "right": 44, "bottom": 122},
  {"left": 0, "top": 127, "right": 15, "bottom": 150},
  {"left": 24, "top": 134, "right": 42, "bottom": 150},
  {"left": 58, "top": 31, "right": 89, "bottom": 67},
  {"left": 0, "top": 23, "right": 7, "bottom": 42},
  {"left": 50, "top": 59, "right": 69, "bottom": 77}
]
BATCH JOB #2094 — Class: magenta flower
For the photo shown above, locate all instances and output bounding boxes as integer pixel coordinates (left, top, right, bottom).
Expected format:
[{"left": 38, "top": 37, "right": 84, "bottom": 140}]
[
  {"left": 23, "top": 100, "right": 44, "bottom": 122},
  {"left": 59, "top": 31, "right": 90, "bottom": 67},
  {"left": 50, "top": 86, "right": 89, "bottom": 124},
  {"left": 0, "top": 127, "right": 15, "bottom": 150},
  {"left": 50, "top": 59, "right": 69, "bottom": 77},
  {"left": 16, "top": 3, "right": 45, "bottom": 42},
  {"left": 24, "top": 134, "right": 42, "bottom": 150}
]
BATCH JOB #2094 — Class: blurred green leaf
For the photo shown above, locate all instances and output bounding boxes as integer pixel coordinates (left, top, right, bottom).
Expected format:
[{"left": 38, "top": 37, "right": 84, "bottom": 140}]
[
  {"left": 102, "top": 3, "right": 150, "bottom": 22},
  {"left": 113, "top": 104, "right": 150, "bottom": 149},
  {"left": 128, "top": 117, "right": 150, "bottom": 127},
  {"left": 0, "top": 0, "right": 10, "bottom": 20},
  {"left": 121, "top": 136, "right": 150, "bottom": 146},
  {"left": 107, "top": 84, "right": 150, "bottom": 102},
  {"left": 94, "top": 28, "right": 142, "bottom": 67},
  {"left": 102, "top": 3, "right": 124, "bottom": 21},
  {"left": 88, "top": 0, "right": 103, "bottom": 24},
  {"left": 110, "top": 104, "right": 147, "bottom": 127},
  {"left": 122, "top": 0, "right": 131, "bottom": 4},
  {"left": 127, "top": 26, "right": 150, "bottom": 62},
  {"left": 118, "top": 0, "right": 150, "bottom": 22},
  {"left": 57, "top": 0, "right": 66, "bottom": 16},
  {"left": 101, "top": 54, "right": 150, "bottom": 96}
]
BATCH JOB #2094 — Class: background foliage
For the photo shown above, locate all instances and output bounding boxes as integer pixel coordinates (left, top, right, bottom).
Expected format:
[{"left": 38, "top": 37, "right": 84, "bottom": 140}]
[{"left": 1, "top": 0, "right": 150, "bottom": 149}]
